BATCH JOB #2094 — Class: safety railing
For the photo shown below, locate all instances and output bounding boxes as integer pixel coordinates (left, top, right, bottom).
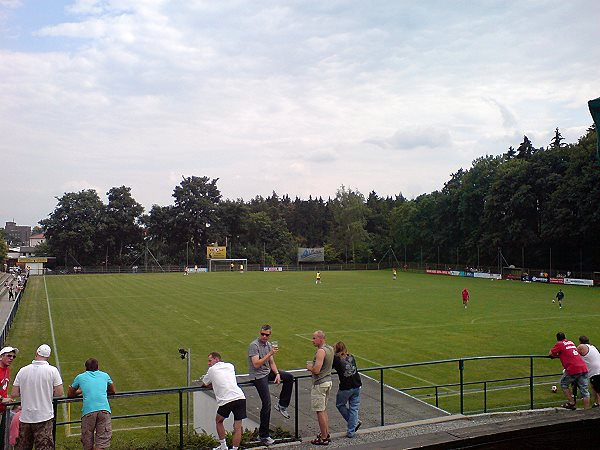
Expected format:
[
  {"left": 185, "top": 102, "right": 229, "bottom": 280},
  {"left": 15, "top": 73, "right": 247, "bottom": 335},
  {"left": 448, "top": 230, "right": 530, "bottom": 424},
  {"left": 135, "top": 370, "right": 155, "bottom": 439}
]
[{"left": 4, "top": 354, "right": 560, "bottom": 449}]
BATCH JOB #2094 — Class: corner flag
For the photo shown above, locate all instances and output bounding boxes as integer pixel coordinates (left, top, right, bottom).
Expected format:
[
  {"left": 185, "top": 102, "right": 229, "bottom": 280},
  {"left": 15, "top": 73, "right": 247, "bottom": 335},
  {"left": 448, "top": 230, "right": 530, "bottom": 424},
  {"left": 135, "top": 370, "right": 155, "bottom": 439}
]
[{"left": 588, "top": 97, "right": 600, "bottom": 165}]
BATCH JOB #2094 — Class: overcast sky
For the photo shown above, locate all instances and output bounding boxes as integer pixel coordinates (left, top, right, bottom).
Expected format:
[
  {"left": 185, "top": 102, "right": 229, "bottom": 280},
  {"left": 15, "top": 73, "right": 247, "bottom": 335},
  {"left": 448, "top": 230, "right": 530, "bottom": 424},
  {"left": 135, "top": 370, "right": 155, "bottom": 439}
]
[{"left": 1, "top": 0, "right": 599, "bottom": 227}]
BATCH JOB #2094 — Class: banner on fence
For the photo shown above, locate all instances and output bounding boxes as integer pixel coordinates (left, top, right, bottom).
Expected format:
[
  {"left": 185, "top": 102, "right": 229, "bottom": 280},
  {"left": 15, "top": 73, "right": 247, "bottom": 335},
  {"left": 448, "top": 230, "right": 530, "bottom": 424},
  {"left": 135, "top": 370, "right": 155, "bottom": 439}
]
[
  {"left": 297, "top": 247, "right": 324, "bottom": 263},
  {"left": 263, "top": 267, "right": 283, "bottom": 272},
  {"left": 564, "top": 277, "right": 594, "bottom": 286}
]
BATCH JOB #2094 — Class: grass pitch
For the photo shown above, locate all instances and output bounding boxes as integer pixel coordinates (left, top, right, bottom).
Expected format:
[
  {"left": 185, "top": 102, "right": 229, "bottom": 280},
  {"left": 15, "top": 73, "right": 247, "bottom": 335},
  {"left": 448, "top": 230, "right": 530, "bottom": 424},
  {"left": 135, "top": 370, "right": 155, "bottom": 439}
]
[{"left": 8, "top": 270, "right": 600, "bottom": 444}]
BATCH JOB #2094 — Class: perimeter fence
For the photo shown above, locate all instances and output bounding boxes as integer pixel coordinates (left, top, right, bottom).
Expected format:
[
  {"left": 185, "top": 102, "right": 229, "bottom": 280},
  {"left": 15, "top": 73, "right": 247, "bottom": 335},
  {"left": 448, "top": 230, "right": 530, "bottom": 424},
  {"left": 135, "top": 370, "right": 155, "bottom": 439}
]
[{"left": 2, "top": 354, "right": 564, "bottom": 449}]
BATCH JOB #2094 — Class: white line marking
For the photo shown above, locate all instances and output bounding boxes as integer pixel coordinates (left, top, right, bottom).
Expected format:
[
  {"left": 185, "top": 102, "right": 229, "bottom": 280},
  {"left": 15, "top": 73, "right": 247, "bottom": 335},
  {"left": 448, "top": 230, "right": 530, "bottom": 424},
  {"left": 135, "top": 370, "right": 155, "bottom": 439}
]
[
  {"left": 43, "top": 276, "right": 69, "bottom": 433},
  {"left": 294, "top": 333, "right": 455, "bottom": 393},
  {"left": 353, "top": 354, "right": 456, "bottom": 393}
]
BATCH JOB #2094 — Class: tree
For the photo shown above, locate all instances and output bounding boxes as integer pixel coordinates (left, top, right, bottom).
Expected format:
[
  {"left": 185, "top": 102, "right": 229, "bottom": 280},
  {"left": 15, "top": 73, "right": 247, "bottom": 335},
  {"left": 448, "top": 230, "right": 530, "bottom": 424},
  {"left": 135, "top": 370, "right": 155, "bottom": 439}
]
[
  {"left": 172, "top": 176, "right": 221, "bottom": 264},
  {"left": 516, "top": 136, "right": 535, "bottom": 159},
  {"left": 40, "top": 190, "right": 106, "bottom": 265},
  {"left": 548, "top": 128, "right": 566, "bottom": 150},
  {"left": 329, "top": 186, "right": 371, "bottom": 263},
  {"left": 0, "top": 229, "right": 8, "bottom": 263},
  {"left": 103, "top": 186, "right": 144, "bottom": 265}
]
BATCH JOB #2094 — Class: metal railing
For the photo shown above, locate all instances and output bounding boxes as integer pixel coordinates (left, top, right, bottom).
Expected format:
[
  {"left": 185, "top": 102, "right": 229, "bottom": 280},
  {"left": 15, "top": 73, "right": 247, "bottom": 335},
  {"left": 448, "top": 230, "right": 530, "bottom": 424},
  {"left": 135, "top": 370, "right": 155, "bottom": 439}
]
[{"left": 0, "top": 354, "right": 561, "bottom": 449}]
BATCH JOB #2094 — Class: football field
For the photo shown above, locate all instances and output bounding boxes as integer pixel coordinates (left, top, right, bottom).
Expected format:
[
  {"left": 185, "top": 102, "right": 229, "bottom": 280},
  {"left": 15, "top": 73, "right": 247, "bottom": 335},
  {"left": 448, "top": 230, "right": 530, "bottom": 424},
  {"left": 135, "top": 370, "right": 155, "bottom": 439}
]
[{"left": 8, "top": 270, "right": 600, "bottom": 444}]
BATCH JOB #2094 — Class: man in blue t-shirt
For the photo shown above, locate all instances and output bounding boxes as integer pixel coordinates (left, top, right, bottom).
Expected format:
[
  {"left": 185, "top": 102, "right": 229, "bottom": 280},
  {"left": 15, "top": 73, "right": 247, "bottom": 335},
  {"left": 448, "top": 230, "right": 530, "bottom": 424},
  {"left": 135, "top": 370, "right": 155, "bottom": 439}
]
[{"left": 68, "top": 358, "right": 116, "bottom": 450}]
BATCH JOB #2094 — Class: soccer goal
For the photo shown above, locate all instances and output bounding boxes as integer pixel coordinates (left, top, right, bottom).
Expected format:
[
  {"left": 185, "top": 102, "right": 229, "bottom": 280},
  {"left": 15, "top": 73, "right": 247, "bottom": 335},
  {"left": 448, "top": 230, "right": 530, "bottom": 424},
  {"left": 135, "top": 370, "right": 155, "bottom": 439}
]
[{"left": 208, "top": 258, "right": 248, "bottom": 272}]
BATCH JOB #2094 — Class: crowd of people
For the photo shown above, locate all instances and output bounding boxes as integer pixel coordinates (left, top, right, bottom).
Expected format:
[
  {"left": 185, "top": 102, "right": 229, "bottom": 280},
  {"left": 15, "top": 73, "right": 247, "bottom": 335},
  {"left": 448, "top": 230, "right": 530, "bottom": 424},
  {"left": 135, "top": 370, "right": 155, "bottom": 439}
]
[
  {"left": 202, "top": 326, "right": 362, "bottom": 449},
  {"left": 3, "top": 267, "right": 29, "bottom": 302},
  {"left": 0, "top": 343, "right": 114, "bottom": 450}
]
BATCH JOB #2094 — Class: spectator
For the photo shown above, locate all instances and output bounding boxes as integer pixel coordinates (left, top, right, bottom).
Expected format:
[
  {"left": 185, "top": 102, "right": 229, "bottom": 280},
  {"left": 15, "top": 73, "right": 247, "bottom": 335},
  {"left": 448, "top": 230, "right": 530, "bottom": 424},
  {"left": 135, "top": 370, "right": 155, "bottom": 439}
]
[
  {"left": 68, "top": 358, "right": 116, "bottom": 450},
  {"left": 306, "top": 330, "right": 334, "bottom": 446},
  {"left": 332, "top": 342, "right": 362, "bottom": 438},
  {"left": 11, "top": 344, "right": 63, "bottom": 450},
  {"left": 577, "top": 336, "right": 600, "bottom": 407},
  {"left": 9, "top": 407, "right": 21, "bottom": 448},
  {"left": 0, "top": 346, "right": 18, "bottom": 446},
  {"left": 548, "top": 332, "right": 589, "bottom": 409},
  {"left": 248, "top": 325, "right": 293, "bottom": 445},
  {"left": 202, "top": 352, "right": 246, "bottom": 450}
]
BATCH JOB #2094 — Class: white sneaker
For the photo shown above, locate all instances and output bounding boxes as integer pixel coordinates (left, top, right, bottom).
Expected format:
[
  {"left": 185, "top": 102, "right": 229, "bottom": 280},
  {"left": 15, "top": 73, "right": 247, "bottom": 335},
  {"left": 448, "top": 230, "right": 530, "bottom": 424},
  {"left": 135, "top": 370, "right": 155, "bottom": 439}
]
[
  {"left": 260, "top": 436, "right": 275, "bottom": 445},
  {"left": 274, "top": 403, "right": 290, "bottom": 419}
]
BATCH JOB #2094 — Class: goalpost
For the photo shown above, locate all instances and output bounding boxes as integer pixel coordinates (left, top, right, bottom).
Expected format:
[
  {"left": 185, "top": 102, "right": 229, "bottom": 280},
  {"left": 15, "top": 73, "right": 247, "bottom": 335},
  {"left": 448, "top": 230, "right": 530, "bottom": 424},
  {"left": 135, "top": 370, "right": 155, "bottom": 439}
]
[{"left": 208, "top": 258, "right": 248, "bottom": 272}]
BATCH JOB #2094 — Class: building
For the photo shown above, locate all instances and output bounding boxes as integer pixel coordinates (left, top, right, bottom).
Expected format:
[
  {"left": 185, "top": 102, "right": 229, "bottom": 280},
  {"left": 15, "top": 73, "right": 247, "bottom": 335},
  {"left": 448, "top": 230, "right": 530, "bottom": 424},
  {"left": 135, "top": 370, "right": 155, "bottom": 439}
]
[
  {"left": 29, "top": 233, "right": 45, "bottom": 247},
  {"left": 4, "top": 221, "right": 31, "bottom": 246}
]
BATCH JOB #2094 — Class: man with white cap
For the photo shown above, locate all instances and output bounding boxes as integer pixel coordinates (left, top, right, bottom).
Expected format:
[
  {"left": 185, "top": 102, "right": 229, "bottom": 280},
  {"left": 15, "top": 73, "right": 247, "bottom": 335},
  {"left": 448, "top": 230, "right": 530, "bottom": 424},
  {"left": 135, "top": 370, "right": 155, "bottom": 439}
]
[
  {"left": 11, "top": 344, "right": 63, "bottom": 450},
  {"left": 0, "top": 346, "right": 18, "bottom": 447}
]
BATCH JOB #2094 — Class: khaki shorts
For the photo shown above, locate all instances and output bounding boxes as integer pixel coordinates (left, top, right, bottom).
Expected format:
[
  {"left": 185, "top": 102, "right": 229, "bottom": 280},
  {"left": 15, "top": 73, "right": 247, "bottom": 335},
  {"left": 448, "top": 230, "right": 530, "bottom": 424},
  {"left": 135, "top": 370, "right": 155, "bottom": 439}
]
[
  {"left": 311, "top": 381, "right": 332, "bottom": 412},
  {"left": 81, "top": 410, "right": 112, "bottom": 450},
  {"left": 17, "top": 419, "right": 54, "bottom": 450}
]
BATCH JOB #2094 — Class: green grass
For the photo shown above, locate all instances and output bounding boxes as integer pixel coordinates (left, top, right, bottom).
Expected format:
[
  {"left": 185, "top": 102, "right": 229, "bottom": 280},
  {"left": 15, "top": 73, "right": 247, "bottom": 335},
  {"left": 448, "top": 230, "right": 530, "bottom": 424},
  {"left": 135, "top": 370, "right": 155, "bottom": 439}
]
[{"left": 8, "top": 270, "right": 600, "bottom": 445}]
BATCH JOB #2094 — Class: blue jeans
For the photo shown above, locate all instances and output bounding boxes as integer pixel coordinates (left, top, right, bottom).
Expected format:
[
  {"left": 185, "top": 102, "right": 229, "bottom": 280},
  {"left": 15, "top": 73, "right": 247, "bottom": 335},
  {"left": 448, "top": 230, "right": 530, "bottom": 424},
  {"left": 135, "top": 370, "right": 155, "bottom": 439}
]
[{"left": 336, "top": 387, "right": 361, "bottom": 434}]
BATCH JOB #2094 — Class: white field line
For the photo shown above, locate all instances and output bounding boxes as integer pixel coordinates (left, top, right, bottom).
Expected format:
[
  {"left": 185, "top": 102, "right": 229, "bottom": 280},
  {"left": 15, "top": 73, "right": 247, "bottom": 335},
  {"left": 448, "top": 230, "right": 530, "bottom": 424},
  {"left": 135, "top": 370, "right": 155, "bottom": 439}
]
[
  {"left": 43, "top": 276, "right": 69, "bottom": 434},
  {"left": 293, "top": 333, "right": 456, "bottom": 394}
]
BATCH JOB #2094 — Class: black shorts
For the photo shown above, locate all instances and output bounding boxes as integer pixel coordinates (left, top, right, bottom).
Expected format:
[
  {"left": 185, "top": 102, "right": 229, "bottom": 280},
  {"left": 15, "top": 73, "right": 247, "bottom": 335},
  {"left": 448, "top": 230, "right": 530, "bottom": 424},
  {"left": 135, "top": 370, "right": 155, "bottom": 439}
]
[
  {"left": 217, "top": 399, "right": 247, "bottom": 420},
  {"left": 590, "top": 374, "right": 600, "bottom": 392}
]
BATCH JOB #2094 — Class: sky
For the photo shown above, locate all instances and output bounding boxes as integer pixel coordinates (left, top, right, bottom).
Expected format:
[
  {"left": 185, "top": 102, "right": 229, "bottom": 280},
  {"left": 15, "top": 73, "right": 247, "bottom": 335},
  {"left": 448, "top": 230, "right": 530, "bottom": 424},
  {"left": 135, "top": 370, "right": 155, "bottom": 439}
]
[{"left": 1, "top": 0, "right": 599, "bottom": 227}]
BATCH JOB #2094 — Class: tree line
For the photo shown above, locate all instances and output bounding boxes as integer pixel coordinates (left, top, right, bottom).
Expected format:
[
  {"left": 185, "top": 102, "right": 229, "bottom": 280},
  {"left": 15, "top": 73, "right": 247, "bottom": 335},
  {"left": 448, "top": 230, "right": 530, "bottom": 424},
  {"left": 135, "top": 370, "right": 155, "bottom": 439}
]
[{"left": 37, "top": 126, "right": 599, "bottom": 272}]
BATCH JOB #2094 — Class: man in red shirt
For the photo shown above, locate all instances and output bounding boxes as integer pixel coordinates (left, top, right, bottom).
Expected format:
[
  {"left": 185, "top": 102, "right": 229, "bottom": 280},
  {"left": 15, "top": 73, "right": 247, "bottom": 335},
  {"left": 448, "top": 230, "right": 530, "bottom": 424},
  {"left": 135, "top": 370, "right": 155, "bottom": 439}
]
[
  {"left": 549, "top": 332, "right": 590, "bottom": 409},
  {"left": 0, "top": 346, "right": 18, "bottom": 445},
  {"left": 461, "top": 288, "right": 469, "bottom": 309}
]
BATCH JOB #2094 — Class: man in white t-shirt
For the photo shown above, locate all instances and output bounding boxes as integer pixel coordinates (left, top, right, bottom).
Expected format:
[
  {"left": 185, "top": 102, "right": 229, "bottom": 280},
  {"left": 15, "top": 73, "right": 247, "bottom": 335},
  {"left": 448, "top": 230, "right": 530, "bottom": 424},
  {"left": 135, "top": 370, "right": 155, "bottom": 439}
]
[
  {"left": 577, "top": 336, "right": 600, "bottom": 407},
  {"left": 202, "top": 352, "right": 246, "bottom": 450},
  {"left": 11, "top": 344, "right": 63, "bottom": 450}
]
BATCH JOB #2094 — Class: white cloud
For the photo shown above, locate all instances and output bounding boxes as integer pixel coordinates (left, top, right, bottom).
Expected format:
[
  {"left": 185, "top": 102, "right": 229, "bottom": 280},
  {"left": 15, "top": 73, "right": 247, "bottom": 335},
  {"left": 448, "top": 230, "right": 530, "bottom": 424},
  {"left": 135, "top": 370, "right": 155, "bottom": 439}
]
[{"left": 1, "top": 0, "right": 600, "bottom": 225}]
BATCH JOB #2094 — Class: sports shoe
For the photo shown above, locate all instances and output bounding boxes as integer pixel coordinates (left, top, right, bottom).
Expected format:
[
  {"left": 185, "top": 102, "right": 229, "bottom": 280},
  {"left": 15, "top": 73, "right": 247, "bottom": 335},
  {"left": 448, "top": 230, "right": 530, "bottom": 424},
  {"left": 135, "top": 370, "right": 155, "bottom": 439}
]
[
  {"left": 274, "top": 403, "right": 290, "bottom": 419},
  {"left": 260, "top": 436, "right": 275, "bottom": 445},
  {"left": 562, "top": 402, "right": 576, "bottom": 410}
]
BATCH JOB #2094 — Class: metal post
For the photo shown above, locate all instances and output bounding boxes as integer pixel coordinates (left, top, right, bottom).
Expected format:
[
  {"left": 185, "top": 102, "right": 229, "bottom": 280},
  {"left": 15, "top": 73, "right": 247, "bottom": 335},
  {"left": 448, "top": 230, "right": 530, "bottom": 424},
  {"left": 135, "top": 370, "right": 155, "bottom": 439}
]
[
  {"left": 435, "top": 386, "right": 439, "bottom": 407},
  {"left": 530, "top": 356, "right": 534, "bottom": 409},
  {"left": 187, "top": 348, "right": 191, "bottom": 435},
  {"left": 179, "top": 390, "right": 184, "bottom": 450},
  {"left": 484, "top": 381, "right": 487, "bottom": 413},
  {"left": 380, "top": 368, "right": 385, "bottom": 426},
  {"left": 294, "top": 377, "right": 299, "bottom": 440},
  {"left": 459, "top": 359, "right": 464, "bottom": 414}
]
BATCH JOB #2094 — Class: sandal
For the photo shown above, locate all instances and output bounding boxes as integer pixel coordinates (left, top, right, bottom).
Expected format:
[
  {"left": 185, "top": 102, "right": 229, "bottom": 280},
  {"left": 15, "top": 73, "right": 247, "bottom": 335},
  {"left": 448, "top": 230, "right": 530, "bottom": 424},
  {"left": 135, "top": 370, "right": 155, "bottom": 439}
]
[
  {"left": 562, "top": 402, "right": 576, "bottom": 410},
  {"left": 310, "top": 433, "right": 331, "bottom": 445}
]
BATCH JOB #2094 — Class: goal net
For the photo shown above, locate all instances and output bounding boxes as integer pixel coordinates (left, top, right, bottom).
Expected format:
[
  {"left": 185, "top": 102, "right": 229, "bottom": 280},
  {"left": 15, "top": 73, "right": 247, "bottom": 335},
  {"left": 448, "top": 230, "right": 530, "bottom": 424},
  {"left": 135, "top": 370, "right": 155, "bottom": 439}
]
[{"left": 208, "top": 258, "right": 248, "bottom": 272}]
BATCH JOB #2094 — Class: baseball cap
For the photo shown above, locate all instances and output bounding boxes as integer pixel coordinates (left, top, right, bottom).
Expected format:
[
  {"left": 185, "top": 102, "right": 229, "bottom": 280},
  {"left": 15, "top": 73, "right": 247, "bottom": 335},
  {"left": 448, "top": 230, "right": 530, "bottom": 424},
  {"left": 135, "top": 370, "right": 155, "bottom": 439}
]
[
  {"left": 0, "top": 346, "right": 18, "bottom": 356},
  {"left": 36, "top": 344, "right": 52, "bottom": 358}
]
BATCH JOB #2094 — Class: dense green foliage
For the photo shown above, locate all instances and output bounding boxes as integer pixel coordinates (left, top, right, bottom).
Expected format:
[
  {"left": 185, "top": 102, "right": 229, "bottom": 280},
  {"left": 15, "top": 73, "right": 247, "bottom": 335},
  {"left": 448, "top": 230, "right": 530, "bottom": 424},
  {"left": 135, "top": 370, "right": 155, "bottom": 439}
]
[{"left": 38, "top": 127, "right": 599, "bottom": 271}]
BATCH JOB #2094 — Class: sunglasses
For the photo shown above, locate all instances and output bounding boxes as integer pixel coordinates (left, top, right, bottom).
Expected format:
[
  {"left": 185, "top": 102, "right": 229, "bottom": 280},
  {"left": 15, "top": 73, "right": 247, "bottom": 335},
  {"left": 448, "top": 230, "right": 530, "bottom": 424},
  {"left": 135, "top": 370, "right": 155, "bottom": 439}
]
[{"left": 260, "top": 332, "right": 271, "bottom": 337}]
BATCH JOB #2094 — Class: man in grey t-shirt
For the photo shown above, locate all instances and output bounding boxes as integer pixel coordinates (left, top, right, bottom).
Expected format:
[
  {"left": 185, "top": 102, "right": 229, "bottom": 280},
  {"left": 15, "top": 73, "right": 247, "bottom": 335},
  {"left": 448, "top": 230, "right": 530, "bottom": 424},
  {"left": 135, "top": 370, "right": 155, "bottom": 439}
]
[{"left": 248, "top": 324, "right": 294, "bottom": 445}]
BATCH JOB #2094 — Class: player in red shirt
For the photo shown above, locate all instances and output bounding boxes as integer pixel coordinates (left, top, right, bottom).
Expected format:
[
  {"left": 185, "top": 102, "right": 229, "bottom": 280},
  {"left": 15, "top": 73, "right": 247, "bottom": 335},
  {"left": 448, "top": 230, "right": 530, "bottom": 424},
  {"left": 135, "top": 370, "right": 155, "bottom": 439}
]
[
  {"left": 549, "top": 332, "right": 590, "bottom": 409},
  {"left": 461, "top": 288, "right": 469, "bottom": 309}
]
